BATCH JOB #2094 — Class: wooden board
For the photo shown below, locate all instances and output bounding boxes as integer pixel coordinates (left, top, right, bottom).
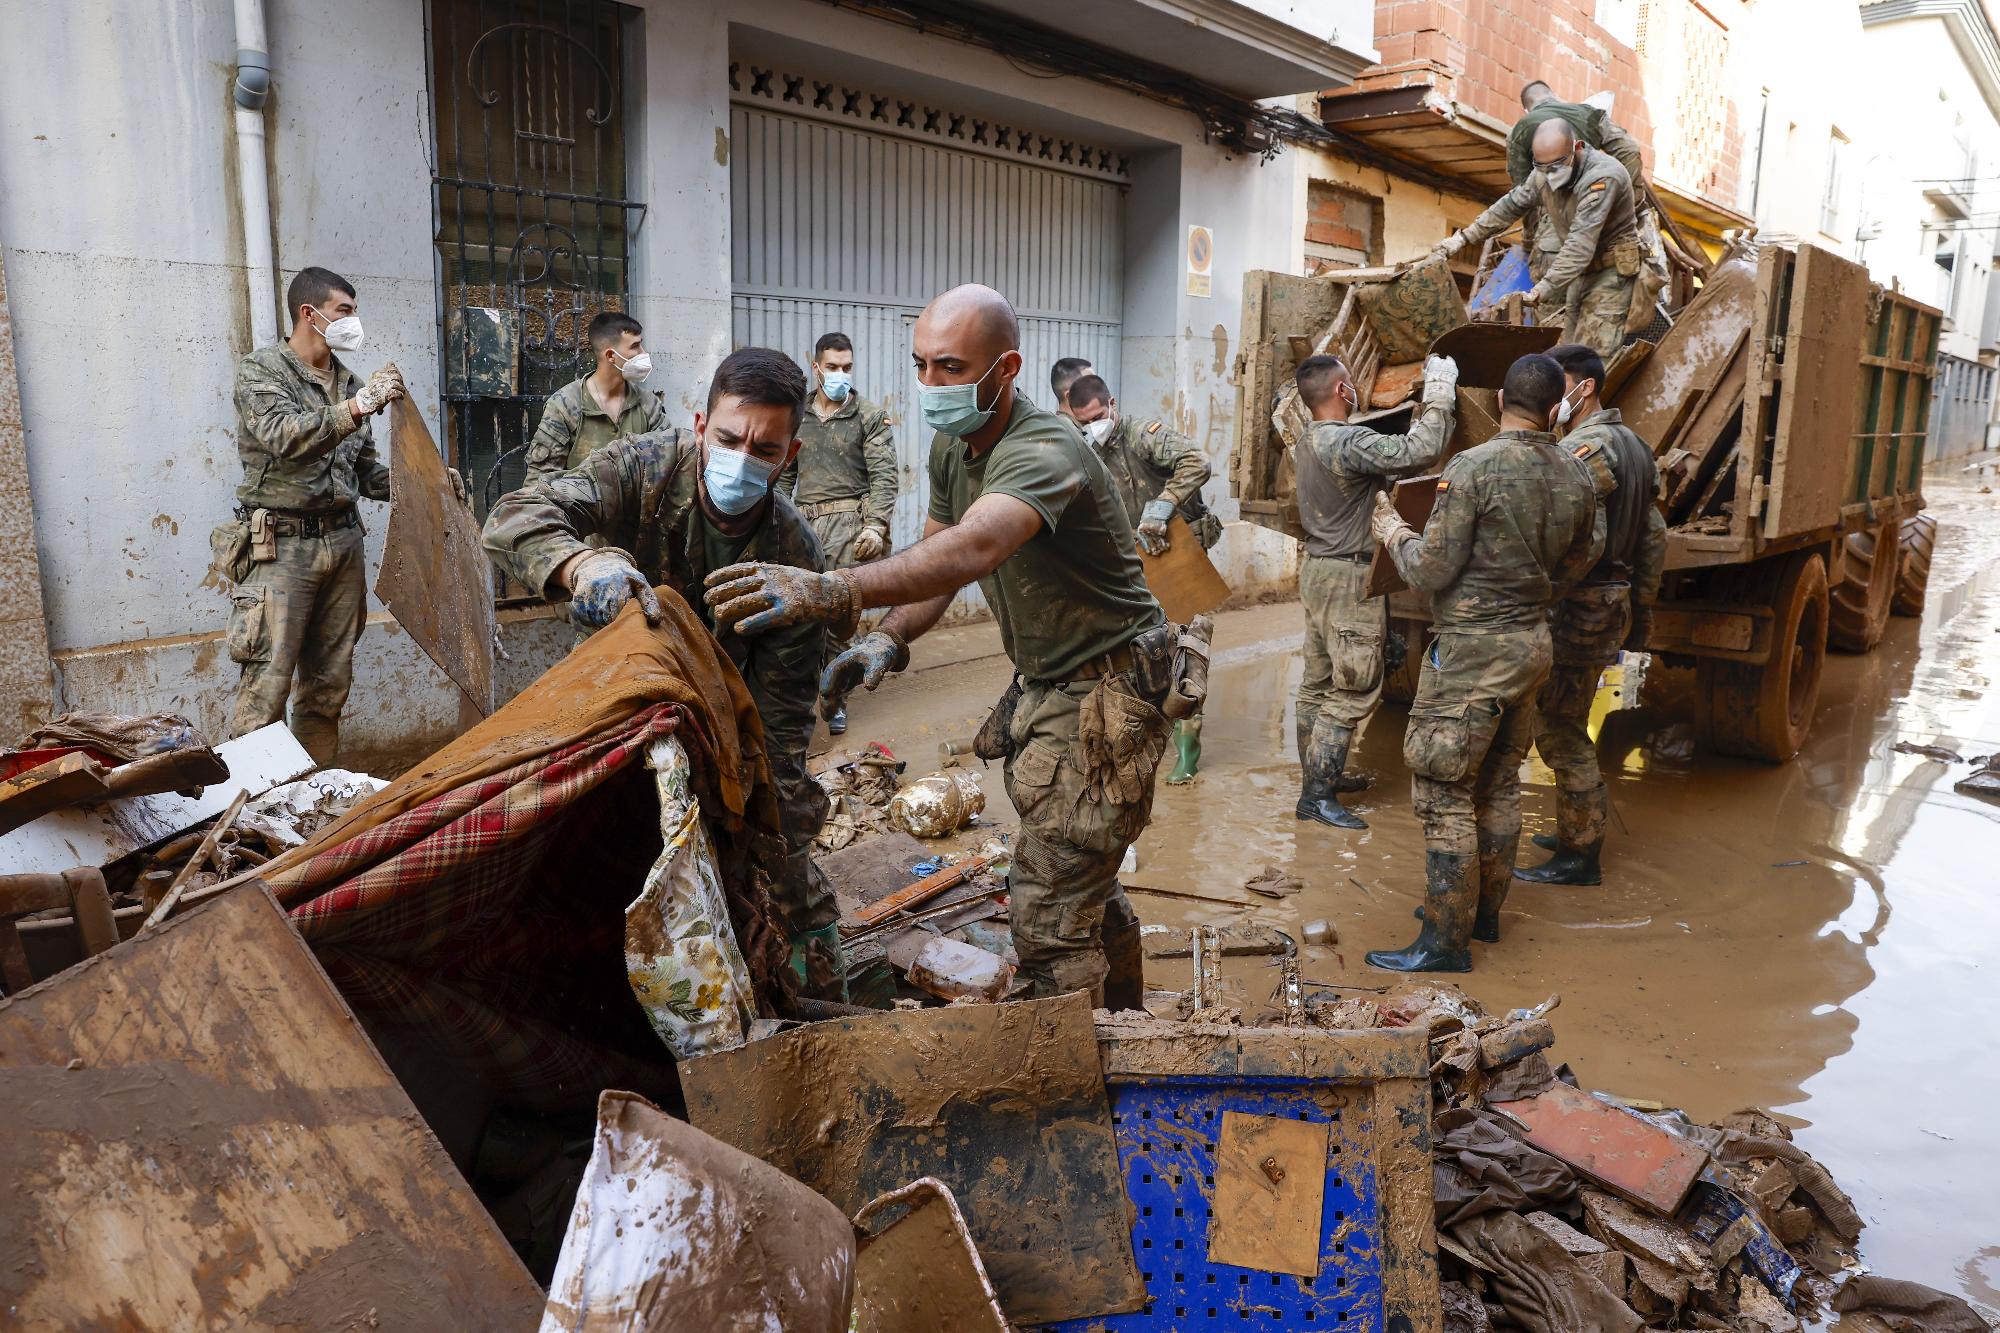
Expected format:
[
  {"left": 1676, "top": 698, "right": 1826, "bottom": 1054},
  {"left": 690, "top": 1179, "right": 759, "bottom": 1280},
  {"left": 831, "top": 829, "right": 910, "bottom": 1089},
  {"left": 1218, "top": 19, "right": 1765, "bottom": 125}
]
[
  {"left": 1764, "top": 244, "right": 1874, "bottom": 540},
  {"left": 1492, "top": 1079, "right": 1708, "bottom": 1215},
  {"left": 1139, "top": 515, "right": 1231, "bottom": 623},
  {"left": 1428, "top": 321, "right": 1561, "bottom": 390},
  {"left": 377, "top": 391, "right": 495, "bottom": 715},
  {"left": 0, "top": 752, "right": 110, "bottom": 838},
  {"left": 1208, "top": 1110, "right": 1331, "bottom": 1278},
  {"left": 1611, "top": 250, "right": 1760, "bottom": 449},
  {"left": 1366, "top": 475, "right": 1442, "bottom": 599},
  {"left": 822, "top": 830, "right": 934, "bottom": 920},
  {"left": 0, "top": 885, "right": 545, "bottom": 1330},
  {"left": 1665, "top": 342, "right": 1749, "bottom": 520}
]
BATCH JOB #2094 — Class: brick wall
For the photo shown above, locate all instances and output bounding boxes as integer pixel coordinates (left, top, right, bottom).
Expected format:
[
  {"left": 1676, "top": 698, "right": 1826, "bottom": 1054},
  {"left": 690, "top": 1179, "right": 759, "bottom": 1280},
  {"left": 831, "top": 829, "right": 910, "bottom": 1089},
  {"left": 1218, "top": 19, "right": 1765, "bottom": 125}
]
[{"left": 1305, "top": 180, "right": 1385, "bottom": 266}]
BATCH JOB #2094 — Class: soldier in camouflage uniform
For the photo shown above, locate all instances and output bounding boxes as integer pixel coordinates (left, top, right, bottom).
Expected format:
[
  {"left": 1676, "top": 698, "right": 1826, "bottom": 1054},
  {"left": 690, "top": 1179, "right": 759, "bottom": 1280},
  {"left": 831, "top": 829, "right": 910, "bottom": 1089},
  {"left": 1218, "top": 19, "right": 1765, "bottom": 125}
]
[
  {"left": 779, "top": 332, "right": 899, "bottom": 735},
  {"left": 522, "top": 312, "right": 667, "bottom": 486},
  {"left": 223, "top": 266, "right": 409, "bottom": 765},
  {"left": 1287, "top": 352, "right": 1459, "bottom": 830},
  {"left": 1065, "top": 373, "right": 1218, "bottom": 783},
  {"left": 1517, "top": 344, "right": 1666, "bottom": 887},
  {"left": 482, "top": 347, "right": 841, "bottom": 993},
  {"left": 1364, "top": 354, "right": 1603, "bottom": 973},
  {"left": 705, "top": 286, "right": 1170, "bottom": 1009},
  {"left": 1509, "top": 83, "right": 1646, "bottom": 289},
  {"left": 1425, "top": 121, "right": 1647, "bottom": 359},
  {"left": 1050, "top": 356, "right": 1095, "bottom": 423}
]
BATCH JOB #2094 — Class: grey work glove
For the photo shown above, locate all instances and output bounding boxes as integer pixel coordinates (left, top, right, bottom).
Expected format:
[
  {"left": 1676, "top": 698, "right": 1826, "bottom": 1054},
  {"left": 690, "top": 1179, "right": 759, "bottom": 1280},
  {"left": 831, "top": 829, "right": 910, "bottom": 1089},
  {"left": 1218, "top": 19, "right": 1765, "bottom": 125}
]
[
  {"left": 704, "top": 561, "right": 856, "bottom": 638},
  {"left": 1370, "top": 491, "right": 1412, "bottom": 547},
  {"left": 1421, "top": 354, "right": 1460, "bottom": 408},
  {"left": 1136, "top": 499, "right": 1175, "bottom": 556},
  {"left": 447, "top": 467, "right": 472, "bottom": 509},
  {"left": 1423, "top": 233, "right": 1465, "bottom": 267},
  {"left": 819, "top": 629, "right": 911, "bottom": 720},
  {"left": 354, "top": 365, "right": 405, "bottom": 416},
  {"left": 568, "top": 549, "right": 663, "bottom": 629},
  {"left": 851, "top": 524, "right": 889, "bottom": 562}
]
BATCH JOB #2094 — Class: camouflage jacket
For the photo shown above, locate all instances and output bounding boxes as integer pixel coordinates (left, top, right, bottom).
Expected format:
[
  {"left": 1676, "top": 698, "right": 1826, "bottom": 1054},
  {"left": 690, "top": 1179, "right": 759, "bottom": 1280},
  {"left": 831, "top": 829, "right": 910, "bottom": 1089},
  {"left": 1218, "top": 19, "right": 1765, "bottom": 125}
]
[
  {"left": 1296, "top": 401, "right": 1455, "bottom": 558},
  {"left": 1462, "top": 145, "right": 1640, "bottom": 303},
  {"left": 1567, "top": 407, "right": 1667, "bottom": 600},
  {"left": 1507, "top": 101, "right": 1645, "bottom": 189},
  {"left": 232, "top": 344, "right": 390, "bottom": 513},
  {"left": 1096, "top": 415, "right": 1212, "bottom": 532},
  {"left": 780, "top": 393, "right": 898, "bottom": 529},
  {"left": 522, "top": 374, "right": 668, "bottom": 485},
  {"left": 482, "top": 430, "right": 827, "bottom": 775},
  {"left": 1387, "top": 428, "right": 1604, "bottom": 634}
]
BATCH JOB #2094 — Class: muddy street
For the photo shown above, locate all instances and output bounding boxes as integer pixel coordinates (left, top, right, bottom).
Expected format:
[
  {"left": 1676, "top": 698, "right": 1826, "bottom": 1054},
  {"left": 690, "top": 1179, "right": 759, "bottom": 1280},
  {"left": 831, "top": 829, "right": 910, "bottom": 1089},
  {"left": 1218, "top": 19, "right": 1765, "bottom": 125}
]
[{"left": 831, "top": 460, "right": 2000, "bottom": 1318}]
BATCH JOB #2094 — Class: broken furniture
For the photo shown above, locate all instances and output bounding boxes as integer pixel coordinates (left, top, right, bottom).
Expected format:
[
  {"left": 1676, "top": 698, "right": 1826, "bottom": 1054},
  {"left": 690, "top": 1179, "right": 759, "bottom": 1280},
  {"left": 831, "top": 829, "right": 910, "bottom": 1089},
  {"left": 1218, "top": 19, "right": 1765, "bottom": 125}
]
[{"left": 0, "top": 885, "right": 544, "bottom": 1329}]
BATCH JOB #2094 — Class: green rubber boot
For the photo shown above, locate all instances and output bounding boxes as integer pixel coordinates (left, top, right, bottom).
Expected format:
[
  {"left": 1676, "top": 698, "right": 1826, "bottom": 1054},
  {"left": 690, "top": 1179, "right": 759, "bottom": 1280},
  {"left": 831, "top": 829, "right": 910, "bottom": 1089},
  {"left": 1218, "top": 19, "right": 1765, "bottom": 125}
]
[{"left": 1165, "top": 718, "right": 1202, "bottom": 785}]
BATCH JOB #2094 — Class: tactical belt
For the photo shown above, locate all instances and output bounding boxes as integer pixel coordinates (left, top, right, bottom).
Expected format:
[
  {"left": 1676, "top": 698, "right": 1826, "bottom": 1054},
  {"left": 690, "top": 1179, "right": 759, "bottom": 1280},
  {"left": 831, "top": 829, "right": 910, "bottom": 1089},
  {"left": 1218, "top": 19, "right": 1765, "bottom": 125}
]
[
  {"left": 1315, "top": 550, "right": 1372, "bottom": 565},
  {"left": 1065, "top": 644, "right": 1136, "bottom": 682},
  {"left": 797, "top": 497, "right": 865, "bottom": 520},
  {"left": 237, "top": 505, "right": 360, "bottom": 537}
]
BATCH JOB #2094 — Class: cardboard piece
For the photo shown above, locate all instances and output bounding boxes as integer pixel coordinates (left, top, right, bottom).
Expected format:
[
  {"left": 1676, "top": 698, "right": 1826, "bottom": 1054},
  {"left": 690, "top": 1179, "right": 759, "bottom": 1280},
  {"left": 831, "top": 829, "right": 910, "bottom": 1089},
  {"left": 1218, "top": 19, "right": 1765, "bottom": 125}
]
[
  {"left": 680, "top": 993, "right": 1144, "bottom": 1326},
  {"left": 1139, "top": 514, "right": 1231, "bottom": 623},
  {"left": 1208, "top": 1110, "right": 1332, "bottom": 1278},
  {"left": 1492, "top": 1080, "right": 1709, "bottom": 1215},
  {"left": 0, "top": 885, "right": 544, "bottom": 1329},
  {"left": 1365, "top": 474, "right": 1443, "bottom": 599},
  {"left": 376, "top": 390, "right": 496, "bottom": 715}
]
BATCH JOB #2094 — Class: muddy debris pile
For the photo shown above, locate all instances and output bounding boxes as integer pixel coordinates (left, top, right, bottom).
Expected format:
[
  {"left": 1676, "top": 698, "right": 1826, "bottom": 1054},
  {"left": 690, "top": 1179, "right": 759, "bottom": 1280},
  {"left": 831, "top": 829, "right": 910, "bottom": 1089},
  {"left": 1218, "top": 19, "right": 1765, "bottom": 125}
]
[
  {"left": 1310, "top": 982, "right": 1993, "bottom": 1332},
  {"left": 812, "top": 741, "right": 904, "bottom": 852}
]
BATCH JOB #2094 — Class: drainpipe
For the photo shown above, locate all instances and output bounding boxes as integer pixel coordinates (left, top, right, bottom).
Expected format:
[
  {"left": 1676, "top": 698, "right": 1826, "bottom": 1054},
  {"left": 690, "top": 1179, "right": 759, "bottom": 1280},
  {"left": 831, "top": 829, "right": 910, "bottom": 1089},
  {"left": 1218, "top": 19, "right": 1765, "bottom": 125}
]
[{"left": 232, "top": 0, "right": 279, "bottom": 347}]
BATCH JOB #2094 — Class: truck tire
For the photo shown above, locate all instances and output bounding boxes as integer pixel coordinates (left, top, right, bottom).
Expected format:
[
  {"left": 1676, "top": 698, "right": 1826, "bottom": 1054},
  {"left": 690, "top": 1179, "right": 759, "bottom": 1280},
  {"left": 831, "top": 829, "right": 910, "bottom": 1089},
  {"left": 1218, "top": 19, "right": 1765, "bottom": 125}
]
[
  {"left": 1694, "top": 551, "right": 1828, "bottom": 762},
  {"left": 1382, "top": 616, "right": 1429, "bottom": 705},
  {"left": 1827, "top": 520, "right": 1897, "bottom": 652},
  {"left": 1891, "top": 512, "right": 1937, "bottom": 617}
]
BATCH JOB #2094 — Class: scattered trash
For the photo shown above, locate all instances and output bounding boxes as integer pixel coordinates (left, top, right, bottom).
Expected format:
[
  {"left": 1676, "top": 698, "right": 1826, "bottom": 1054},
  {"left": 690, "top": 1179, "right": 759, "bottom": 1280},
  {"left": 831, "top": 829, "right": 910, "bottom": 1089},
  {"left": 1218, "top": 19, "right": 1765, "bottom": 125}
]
[
  {"left": 1830, "top": 1274, "right": 1992, "bottom": 1331},
  {"left": 906, "top": 934, "right": 1015, "bottom": 1002},
  {"left": 1771, "top": 859, "right": 1808, "bottom": 868},
  {"left": 886, "top": 768, "right": 984, "bottom": 838},
  {"left": 1243, "top": 863, "right": 1304, "bottom": 898},
  {"left": 1891, "top": 740, "right": 1965, "bottom": 762},
  {"left": 1302, "top": 917, "right": 1337, "bottom": 946},
  {"left": 813, "top": 742, "right": 903, "bottom": 852},
  {"left": 1954, "top": 754, "right": 2000, "bottom": 801},
  {"left": 1491, "top": 1080, "right": 1709, "bottom": 1214}
]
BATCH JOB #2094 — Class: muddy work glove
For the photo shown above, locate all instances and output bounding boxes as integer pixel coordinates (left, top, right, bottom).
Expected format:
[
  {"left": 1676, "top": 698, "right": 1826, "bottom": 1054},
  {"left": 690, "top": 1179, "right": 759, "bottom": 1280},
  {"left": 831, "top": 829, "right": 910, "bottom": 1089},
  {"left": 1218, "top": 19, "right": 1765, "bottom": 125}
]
[
  {"left": 1370, "top": 491, "right": 1412, "bottom": 547},
  {"left": 446, "top": 467, "right": 472, "bottom": 509},
  {"left": 704, "top": 562, "right": 858, "bottom": 638},
  {"left": 819, "top": 629, "right": 911, "bottom": 719},
  {"left": 1625, "top": 603, "right": 1654, "bottom": 653},
  {"left": 1421, "top": 355, "right": 1460, "bottom": 408},
  {"left": 353, "top": 366, "right": 405, "bottom": 416},
  {"left": 850, "top": 524, "right": 889, "bottom": 562},
  {"left": 567, "top": 549, "right": 662, "bottom": 630},
  {"left": 1136, "top": 499, "right": 1175, "bottom": 556}
]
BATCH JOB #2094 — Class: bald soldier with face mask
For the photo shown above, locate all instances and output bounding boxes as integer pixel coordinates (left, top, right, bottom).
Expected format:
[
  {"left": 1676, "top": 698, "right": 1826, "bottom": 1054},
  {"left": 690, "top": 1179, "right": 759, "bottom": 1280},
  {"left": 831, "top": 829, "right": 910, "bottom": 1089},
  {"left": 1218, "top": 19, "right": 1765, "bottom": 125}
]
[{"left": 702, "top": 284, "right": 1175, "bottom": 1010}]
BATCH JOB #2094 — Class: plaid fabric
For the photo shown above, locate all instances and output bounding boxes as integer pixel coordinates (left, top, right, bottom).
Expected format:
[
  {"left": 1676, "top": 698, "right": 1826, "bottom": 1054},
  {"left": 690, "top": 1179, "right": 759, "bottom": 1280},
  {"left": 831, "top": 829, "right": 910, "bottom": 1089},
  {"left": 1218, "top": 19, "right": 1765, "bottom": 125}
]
[{"left": 277, "top": 703, "right": 736, "bottom": 1111}]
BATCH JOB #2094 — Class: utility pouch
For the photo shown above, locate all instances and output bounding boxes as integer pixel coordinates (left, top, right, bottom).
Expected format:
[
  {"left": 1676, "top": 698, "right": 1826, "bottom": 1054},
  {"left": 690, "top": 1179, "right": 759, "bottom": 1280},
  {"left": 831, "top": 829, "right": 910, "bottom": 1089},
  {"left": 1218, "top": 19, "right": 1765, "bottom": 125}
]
[
  {"left": 1129, "top": 622, "right": 1176, "bottom": 702},
  {"left": 249, "top": 508, "right": 278, "bottom": 563},
  {"left": 208, "top": 519, "right": 253, "bottom": 587},
  {"left": 973, "top": 677, "right": 1024, "bottom": 762},
  {"left": 1163, "top": 614, "right": 1214, "bottom": 721},
  {"left": 1613, "top": 238, "right": 1643, "bottom": 279}
]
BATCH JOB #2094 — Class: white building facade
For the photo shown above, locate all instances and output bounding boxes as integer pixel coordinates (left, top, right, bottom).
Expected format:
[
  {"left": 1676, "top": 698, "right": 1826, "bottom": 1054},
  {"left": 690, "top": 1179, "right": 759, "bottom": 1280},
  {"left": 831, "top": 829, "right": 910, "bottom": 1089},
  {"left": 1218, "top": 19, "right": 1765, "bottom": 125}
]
[{"left": 0, "top": 0, "right": 1373, "bottom": 765}]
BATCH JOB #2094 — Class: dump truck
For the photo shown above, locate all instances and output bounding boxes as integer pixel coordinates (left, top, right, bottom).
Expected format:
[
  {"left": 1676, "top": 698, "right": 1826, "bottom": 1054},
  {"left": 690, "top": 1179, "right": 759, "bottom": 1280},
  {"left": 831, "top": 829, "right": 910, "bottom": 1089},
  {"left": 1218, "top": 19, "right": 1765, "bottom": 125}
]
[{"left": 1232, "top": 241, "right": 1941, "bottom": 762}]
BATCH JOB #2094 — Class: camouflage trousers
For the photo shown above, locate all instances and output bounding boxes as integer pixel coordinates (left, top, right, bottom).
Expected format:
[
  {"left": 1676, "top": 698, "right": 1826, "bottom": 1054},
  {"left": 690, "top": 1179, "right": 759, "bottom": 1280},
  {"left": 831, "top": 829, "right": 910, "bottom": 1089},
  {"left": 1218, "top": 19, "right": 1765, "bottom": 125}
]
[
  {"left": 1533, "top": 583, "right": 1631, "bottom": 796},
  {"left": 771, "top": 737, "right": 838, "bottom": 935},
  {"left": 805, "top": 503, "right": 885, "bottom": 657},
  {"left": 1555, "top": 267, "right": 1636, "bottom": 361},
  {"left": 1403, "top": 627, "right": 1552, "bottom": 857},
  {"left": 1002, "top": 673, "right": 1168, "bottom": 998},
  {"left": 1297, "top": 554, "right": 1385, "bottom": 731},
  {"left": 226, "top": 525, "right": 366, "bottom": 766}
]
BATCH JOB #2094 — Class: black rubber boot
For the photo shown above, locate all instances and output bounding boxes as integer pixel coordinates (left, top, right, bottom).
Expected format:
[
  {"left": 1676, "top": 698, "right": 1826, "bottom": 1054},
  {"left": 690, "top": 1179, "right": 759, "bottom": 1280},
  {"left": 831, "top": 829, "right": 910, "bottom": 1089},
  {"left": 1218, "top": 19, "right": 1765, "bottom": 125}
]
[
  {"left": 1531, "top": 832, "right": 1558, "bottom": 852},
  {"left": 1297, "top": 716, "right": 1370, "bottom": 791},
  {"left": 1474, "top": 830, "right": 1520, "bottom": 943},
  {"left": 1098, "top": 894, "right": 1145, "bottom": 1013},
  {"left": 1366, "top": 851, "right": 1475, "bottom": 973},
  {"left": 1515, "top": 785, "right": 1606, "bottom": 886},
  {"left": 1296, "top": 718, "right": 1366, "bottom": 829}
]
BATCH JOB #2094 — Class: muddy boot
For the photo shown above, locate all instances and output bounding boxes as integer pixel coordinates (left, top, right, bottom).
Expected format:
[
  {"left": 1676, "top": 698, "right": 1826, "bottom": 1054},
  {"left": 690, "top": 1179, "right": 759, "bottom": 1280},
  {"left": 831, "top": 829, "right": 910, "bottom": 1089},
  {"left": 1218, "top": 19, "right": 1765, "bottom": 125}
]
[
  {"left": 290, "top": 716, "right": 340, "bottom": 768},
  {"left": 1474, "top": 830, "right": 1520, "bottom": 943},
  {"left": 1099, "top": 895, "right": 1145, "bottom": 1012},
  {"left": 1165, "top": 718, "right": 1202, "bottom": 785},
  {"left": 1365, "top": 851, "right": 1475, "bottom": 973},
  {"left": 1531, "top": 832, "right": 1558, "bottom": 852},
  {"left": 1295, "top": 718, "right": 1366, "bottom": 830},
  {"left": 826, "top": 703, "right": 848, "bottom": 736},
  {"left": 1515, "top": 785, "right": 1606, "bottom": 886}
]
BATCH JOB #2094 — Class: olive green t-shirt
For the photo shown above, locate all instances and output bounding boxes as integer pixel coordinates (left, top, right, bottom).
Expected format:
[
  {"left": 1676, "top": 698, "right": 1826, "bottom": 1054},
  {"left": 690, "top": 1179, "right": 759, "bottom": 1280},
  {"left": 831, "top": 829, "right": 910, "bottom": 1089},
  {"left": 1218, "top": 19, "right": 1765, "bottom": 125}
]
[
  {"left": 927, "top": 393, "right": 1163, "bottom": 680},
  {"left": 700, "top": 512, "right": 755, "bottom": 577}
]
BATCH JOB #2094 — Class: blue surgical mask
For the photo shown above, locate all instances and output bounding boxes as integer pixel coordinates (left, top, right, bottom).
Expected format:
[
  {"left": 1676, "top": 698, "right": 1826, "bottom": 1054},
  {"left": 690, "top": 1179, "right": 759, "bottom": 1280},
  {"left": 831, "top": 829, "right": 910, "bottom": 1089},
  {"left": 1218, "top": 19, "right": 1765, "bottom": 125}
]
[
  {"left": 918, "top": 357, "right": 1005, "bottom": 437},
  {"left": 822, "top": 371, "right": 853, "bottom": 402},
  {"left": 702, "top": 442, "right": 780, "bottom": 516}
]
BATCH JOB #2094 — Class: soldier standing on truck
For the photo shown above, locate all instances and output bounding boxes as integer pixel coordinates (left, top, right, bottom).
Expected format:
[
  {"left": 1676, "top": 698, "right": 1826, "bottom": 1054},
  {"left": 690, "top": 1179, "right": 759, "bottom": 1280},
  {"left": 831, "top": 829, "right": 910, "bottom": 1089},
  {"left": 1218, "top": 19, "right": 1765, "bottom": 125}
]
[
  {"left": 1516, "top": 343, "right": 1666, "bottom": 887},
  {"left": 780, "top": 332, "right": 899, "bottom": 736},
  {"left": 1065, "top": 373, "right": 1218, "bottom": 784},
  {"left": 704, "top": 284, "right": 1174, "bottom": 1011},
  {"left": 1363, "top": 354, "right": 1601, "bottom": 973},
  {"left": 481, "top": 347, "right": 843, "bottom": 998},
  {"left": 1287, "top": 352, "right": 1459, "bottom": 830},
  {"left": 223, "top": 265, "right": 409, "bottom": 766},
  {"left": 1508, "top": 81, "right": 1647, "bottom": 290},
  {"left": 522, "top": 312, "right": 666, "bottom": 485},
  {"left": 1419, "top": 120, "right": 1654, "bottom": 360}
]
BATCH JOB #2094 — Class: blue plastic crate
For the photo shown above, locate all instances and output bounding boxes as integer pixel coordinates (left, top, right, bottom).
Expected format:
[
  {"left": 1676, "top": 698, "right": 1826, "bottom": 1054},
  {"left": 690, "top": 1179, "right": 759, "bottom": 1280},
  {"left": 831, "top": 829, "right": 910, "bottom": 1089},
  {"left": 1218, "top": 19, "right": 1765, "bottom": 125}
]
[{"left": 1045, "top": 1073, "right": 1385, "bottom": 1332}]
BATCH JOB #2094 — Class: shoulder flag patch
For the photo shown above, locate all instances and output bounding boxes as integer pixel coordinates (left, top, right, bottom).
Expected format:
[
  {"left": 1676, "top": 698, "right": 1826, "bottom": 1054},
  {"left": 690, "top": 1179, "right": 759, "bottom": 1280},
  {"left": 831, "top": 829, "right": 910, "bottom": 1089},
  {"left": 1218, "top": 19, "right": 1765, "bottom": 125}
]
[
  {"left": 1434, "top": 478, "right": 1450, "bottom": 493},
  {"left": 1145, "top": 420, "right": 1163, "bottom": 434},
  {"left": 1574, "top": 443, "right": 1593, "bottom": 458},
  {"left": 1590, "top": 180, "right": 1609, "bottom": 191}
]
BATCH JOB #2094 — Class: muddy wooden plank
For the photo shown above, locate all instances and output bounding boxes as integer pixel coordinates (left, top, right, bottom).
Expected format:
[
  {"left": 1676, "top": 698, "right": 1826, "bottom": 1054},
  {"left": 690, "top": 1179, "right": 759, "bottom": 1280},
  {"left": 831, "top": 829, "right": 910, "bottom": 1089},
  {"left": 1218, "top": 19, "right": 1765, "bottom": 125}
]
[
  {"left": 377, "top": 390, "right": 496, "bottom": 715},
  {"left": 0, "top": 885, "right": 544, "bottom": 1331},
  {"left": 1491, "top": 1079, "right": 1708, "bottom": 1215},
  {"left": 1611, "top": 248, "right": 1759, "bottom": 448},
  {"left": 1764, "top": 246, "right": 1874, "bottom": 539},
  {"left": 1665, "top": 345, "right": 1748, "bottom": 520},
  {"left": 680, "top": 993, "right": 1144, "bottom": 1326},
  {"left": 1139, "top": 514, "right": 1231, "bottom": 622},
  {"left": 1366, "top": 474, "right": 1442, "bottom": 599},
  {"left": 0, "top": 752, "right": 110, "bottom": 837},
  {"left": 1209, "top": 1110, "right": 1332, "bottom": 1277}
]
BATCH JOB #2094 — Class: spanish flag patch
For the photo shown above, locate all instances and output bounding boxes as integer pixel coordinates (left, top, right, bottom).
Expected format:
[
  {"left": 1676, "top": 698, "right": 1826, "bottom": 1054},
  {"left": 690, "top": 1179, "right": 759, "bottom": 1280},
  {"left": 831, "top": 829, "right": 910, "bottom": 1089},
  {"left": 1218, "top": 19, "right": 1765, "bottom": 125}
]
[
  {"left": 1145, "top": 420, "right": 1163, "bottom": 434},
  {"left": 1574, "top": 444, "right": 1592, "bottom": 458},
  {"left": 1590, "top": 181, "right": 1609, "bottom": 191},
  {"left": 1434, "top": 478, "right": 1450, "bottom": 493}
]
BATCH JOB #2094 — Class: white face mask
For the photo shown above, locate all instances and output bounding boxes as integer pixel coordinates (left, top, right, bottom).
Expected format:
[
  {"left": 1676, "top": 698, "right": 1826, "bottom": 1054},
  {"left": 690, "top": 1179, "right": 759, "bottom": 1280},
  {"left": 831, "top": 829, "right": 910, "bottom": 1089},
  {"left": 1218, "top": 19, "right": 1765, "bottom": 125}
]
[
  {"left": 311, "top": 307, "right": 364, "bottom": 354},
  {"left": 612, "top": 349, "right": 652, "bottom": 385},
  {"left": 1555, "top": 381, "right": 1591, "bottom": 429},
  {"left": 1082, "top": 417, "right": 1115, "bottom": 446}
]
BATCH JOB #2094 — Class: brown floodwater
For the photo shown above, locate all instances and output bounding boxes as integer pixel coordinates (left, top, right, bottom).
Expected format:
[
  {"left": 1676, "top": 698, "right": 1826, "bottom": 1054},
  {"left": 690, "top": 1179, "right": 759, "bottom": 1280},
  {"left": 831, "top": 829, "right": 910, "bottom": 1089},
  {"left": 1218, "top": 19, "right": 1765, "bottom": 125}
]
[{"left": 844, "top": 460, "right": 2000, "bottom": 1316}]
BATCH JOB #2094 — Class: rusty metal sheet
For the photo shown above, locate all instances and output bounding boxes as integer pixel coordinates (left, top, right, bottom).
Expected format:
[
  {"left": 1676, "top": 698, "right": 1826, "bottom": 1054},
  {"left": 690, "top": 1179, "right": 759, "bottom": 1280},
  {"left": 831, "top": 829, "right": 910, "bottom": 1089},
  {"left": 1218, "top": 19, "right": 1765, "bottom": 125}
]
[
  {"left": 1209, "top": 1110, "right": 1331, "bottom": 1277},
  {"left": 1366, "top": 474, "right": 1442, "bottom": 599},
  {"left": 1611, "top": 249, "right": 1760, "bottom": 449},
  {"left": 0, "top": 885, "right": 544, "bottom": 1330},
  {"left": 376, "top": 389, "right": 495, "bottom": 715},
  {"left": 1428, "top": 322, "right": 1562, "bottom": 390},
  {"left": 680, "top": 993, "right": 1143, "bottom": 1327},
  {"left": 1491, "top": 1079, "right": 1708, "bottom": 1215},
  {"left": 1139, "top": 514, "right": 1231, "bottom": 622},
  {"left": 1764, "top": 244, "right": 1873, "bottom": 540}
]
